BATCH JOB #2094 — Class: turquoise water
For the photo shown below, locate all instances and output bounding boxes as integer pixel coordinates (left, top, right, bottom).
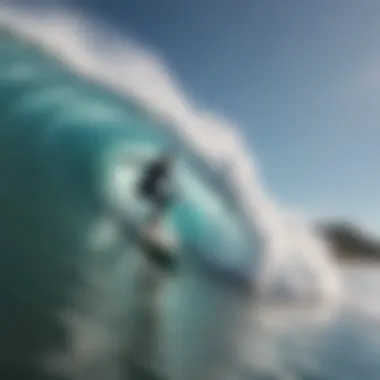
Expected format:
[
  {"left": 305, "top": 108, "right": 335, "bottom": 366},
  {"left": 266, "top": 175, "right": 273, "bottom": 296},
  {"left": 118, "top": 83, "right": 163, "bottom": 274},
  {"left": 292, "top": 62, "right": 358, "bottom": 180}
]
[{"left": 0, "top": 28, "right": 262, "bottom": 379}]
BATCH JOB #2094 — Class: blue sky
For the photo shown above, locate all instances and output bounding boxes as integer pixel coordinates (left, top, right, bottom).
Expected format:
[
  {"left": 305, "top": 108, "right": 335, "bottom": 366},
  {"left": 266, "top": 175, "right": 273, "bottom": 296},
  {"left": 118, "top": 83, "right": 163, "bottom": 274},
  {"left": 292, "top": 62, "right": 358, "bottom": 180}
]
[{"left": 75, "top": 0, "right": 379, "bottom": 233}]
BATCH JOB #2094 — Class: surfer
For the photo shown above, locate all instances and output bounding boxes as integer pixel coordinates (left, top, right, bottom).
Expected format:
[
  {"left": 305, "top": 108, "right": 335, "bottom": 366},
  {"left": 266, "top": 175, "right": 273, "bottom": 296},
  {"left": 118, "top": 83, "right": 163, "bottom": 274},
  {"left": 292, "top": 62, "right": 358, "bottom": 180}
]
[
  {"left": 114, "top": 151, "right": 178, "bottom": 271},
  {"left": 138, "top": 152, "right": 176, "bottom": 241}
]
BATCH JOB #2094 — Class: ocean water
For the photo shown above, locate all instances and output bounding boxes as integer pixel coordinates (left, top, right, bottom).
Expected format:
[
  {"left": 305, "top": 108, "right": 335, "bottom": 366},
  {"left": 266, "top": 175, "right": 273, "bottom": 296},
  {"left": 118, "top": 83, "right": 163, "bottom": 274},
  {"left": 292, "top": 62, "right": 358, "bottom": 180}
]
[{"left": 0, "top": 5, "right": 379, "bottom": 380}]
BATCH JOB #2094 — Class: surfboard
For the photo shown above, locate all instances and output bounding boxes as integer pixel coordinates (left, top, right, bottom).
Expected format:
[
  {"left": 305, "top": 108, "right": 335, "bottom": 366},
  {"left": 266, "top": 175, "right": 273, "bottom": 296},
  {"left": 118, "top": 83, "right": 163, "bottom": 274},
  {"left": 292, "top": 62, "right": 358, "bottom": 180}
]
[
  {"left": 139, "top": 228, "right": 178, "bottom": 272},
  {"left": 118, "top": 216, "right": 178, "bottom": 272}
]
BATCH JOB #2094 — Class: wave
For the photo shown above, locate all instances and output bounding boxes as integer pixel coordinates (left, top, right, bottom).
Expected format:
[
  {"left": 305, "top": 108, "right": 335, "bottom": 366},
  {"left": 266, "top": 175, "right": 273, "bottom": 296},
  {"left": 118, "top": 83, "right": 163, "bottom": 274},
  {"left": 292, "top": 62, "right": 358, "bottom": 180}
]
[{"left": 0, "top": 5, "right": 341, "bottom": 303}]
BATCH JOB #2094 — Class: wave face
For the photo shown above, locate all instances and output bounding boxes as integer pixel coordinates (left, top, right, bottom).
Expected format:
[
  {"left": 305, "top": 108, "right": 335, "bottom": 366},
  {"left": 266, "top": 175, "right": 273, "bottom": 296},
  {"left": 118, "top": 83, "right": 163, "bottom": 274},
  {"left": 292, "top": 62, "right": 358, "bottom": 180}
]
[{"left": 0, "top": 4, "right": 342, "bottom": 380}]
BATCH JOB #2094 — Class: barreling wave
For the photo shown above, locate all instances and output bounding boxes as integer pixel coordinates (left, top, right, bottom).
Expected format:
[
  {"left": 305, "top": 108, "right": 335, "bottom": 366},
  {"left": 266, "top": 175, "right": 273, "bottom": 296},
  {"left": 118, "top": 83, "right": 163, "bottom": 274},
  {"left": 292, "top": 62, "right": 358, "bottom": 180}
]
[{"left": 0, "top": 4, "right": 341, "bottom": 305}]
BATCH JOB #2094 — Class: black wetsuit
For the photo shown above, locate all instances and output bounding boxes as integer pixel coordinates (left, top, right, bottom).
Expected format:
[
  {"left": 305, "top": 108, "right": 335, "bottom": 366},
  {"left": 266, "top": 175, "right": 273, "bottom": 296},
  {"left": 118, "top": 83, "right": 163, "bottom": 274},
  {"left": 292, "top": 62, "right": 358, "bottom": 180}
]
[{"left": 139, "top": 158, "right": 172, "bottom": 209}]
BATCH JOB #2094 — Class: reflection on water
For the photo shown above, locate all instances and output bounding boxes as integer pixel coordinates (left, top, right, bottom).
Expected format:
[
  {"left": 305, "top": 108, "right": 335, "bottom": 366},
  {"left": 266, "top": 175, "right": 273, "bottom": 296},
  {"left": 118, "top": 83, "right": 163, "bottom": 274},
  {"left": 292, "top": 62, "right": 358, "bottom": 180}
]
[{"left": 243, "top": 266, "right": 380, "bottom": 380}]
